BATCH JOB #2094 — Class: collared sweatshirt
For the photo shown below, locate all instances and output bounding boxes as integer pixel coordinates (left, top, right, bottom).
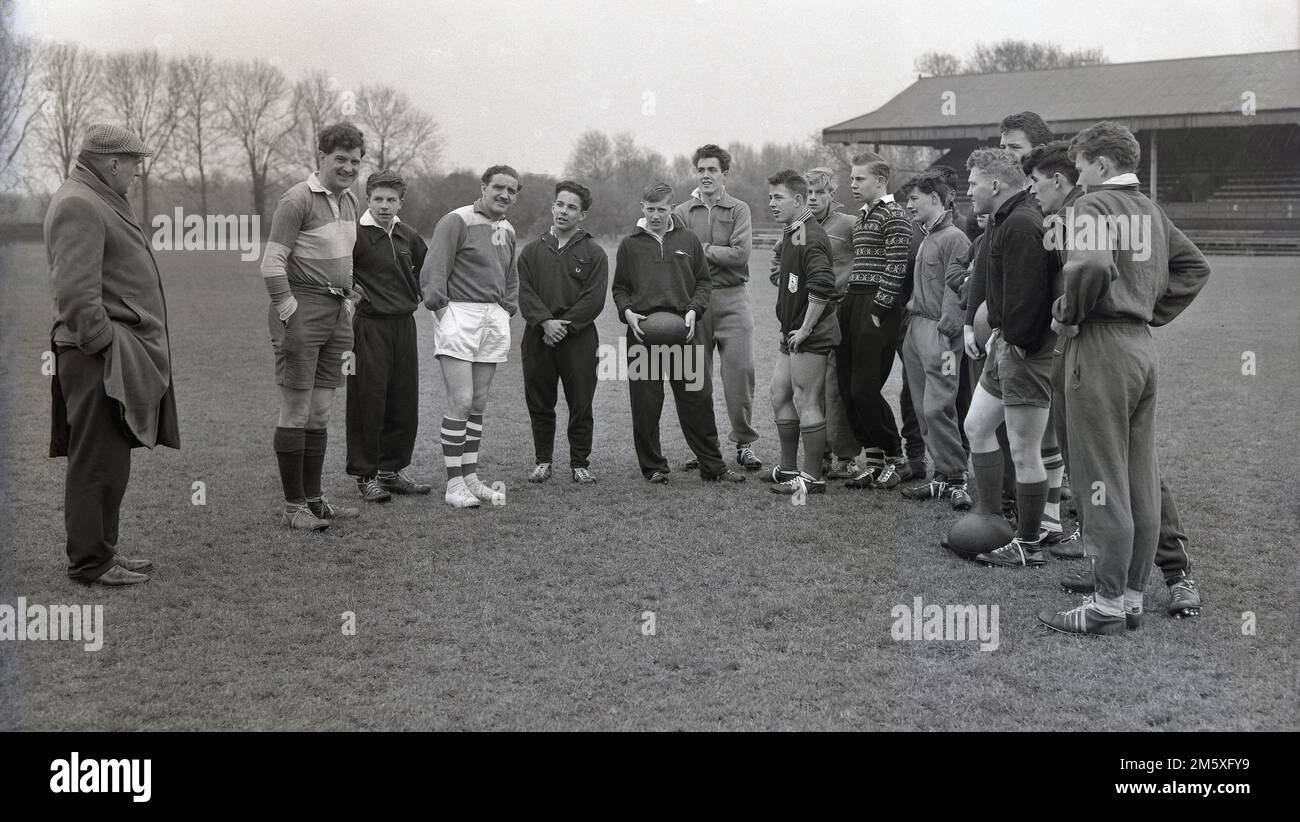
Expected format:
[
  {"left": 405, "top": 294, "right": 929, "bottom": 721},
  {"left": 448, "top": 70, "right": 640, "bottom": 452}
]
[
  {"left": 352, "top": 210, "right": 427, "bottom": 317},
  {"left": 907, "top": 211, "right": 970, "bottom": 336},
  {"left": 985, "top": 189, "right": 1058, "bottom": 353},
  {"left": 1054, "top": 183, "right": 1210, "bottom": 328},
  {"left": 517, "top": 228, "right": 609, "bottom": 333},
  {"left": 672, "top": 189, "right": 752, "bottom": 287},
  {"left": 420, "top": 202, "right": 518, "bottom": 315},
  {"left": 611, "top": 217, "right": 711, "bottom": 320},
  {"left": 773, "top": 209, "right": 835, "bottom": 336}
]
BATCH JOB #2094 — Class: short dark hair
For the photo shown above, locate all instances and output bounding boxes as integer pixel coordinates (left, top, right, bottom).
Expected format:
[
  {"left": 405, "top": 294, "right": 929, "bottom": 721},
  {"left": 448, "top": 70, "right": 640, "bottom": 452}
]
[
  {"left": 1023, "top": 140, "right": 1079, "bottom": 184},
  {"left": 1068, "top": 121, "right": 1140, "bottom": 173},
  {"left": 903, "top": 170, "right": 952, "bottom": 207},
  {"left": 554, "top": 179, "right": 593, "bottom": 211},
  {"left": 928, "top": 164, "right": 959, "bottom": 206},
  {"left": 365, "top": 169, "right": 406, "bottom": 198},
  {"left": 481, "top": 164, "right": 522, "bottom": 189},
  {"left": 641, "top": 181, "right": 672, "bottom": 203},
  {"left": 850, "top": 151, "right": 891, "bottom": 182},
  {"left": 318, "top": 123, "right": 365, "bottom": 157},
  {"left": 692, "top": 144, "right": 731, "bottom": 173},
  {"left": 1000, "top": 111, "right": 1053, "bottom": 147},
  {"left": 766, "top": 168, "right": 808, "bottom": 199}
]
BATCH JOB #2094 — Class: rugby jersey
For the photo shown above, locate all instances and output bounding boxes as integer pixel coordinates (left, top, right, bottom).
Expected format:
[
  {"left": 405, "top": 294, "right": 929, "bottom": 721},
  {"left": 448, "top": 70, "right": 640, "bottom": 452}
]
[
  {"left": 260, "top": 173, "right": 359, "bottom": 312},
  {"left": 420, "top": 203, "right": 518, "bottom": 315}
]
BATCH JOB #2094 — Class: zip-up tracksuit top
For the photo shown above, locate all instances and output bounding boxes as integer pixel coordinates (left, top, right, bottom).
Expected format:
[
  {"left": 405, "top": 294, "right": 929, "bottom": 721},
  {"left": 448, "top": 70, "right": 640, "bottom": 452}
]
[
  {"left": 672, "top": 191, "right": 752, "bottom": 287},
  {"left": 352, "top": 214, "right": 427, "bottom": 317},
  {"left": 1053, "top": 183, "right": 1210, "bottom": 328},
  {"left": 773, "top": 212, "right": 836, "bottom": 337},
  {"left": 907, "top": 211, "right": 970, "bottom": 336},
  {"left": 419, "top": 202, "right": 518, "bottom": 315},
  {"left": 611, "top": 218, "right": 711, "bottom": 321},
  {"left": 517, "top": 229, "right": 609, "bottom": 334}
]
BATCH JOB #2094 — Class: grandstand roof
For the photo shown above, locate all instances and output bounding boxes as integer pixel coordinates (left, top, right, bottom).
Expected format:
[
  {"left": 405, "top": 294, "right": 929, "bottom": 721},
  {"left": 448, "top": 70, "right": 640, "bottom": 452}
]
[{"left": 824, "top": 50, "right": 1300, "bottom": 145}]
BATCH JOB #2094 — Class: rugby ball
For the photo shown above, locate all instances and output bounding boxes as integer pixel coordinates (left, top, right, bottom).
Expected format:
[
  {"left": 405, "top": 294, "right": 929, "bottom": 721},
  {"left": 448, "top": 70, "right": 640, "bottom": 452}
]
[
  {"left": 973, "top": 301, "right": 992, "bottom": 351},
  {"left": 942, "top": 512, "right": 1014, "bottom": 560},
  {"left": 639, "top": 311, "right": 689, "bottom": 345}
]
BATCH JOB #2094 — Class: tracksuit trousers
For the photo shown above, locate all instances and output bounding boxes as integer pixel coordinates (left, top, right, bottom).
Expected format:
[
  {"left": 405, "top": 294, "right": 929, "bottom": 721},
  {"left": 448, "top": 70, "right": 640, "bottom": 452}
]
[
  {"left": 1060, "top": 321, "right": 1161, "bottom": 600},
  {"left": 837, "top": 287, "right": 904, "bottom": 458},
  {"left": 627, "top": 330, "right": 727, "bottom": 478},
  {"left": 345, "top": 313, "right": 419, "bottom": 479},
  {"left": 521, "top": 324, "right": 598, "bottom": 468},
  {"left": 901, "top": 315, "right": 967, "bottom": 479},
  {"left": 694, "top": 284, "right": 759, "bottom": 446}
]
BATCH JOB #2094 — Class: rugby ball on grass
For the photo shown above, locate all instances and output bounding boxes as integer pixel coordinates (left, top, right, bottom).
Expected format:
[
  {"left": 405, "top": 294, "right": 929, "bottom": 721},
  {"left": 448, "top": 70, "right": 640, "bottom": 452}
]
[
  {"left": 639, "top": 311, "right": 689, "bottom": 346},
  {"left": 942, "top": 512, "right": 1014, "bottom": 560}
]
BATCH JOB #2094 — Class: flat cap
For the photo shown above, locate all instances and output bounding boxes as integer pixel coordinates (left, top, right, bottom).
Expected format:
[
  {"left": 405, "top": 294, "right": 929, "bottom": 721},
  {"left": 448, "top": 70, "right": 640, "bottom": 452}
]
[{"left": 80, "top": 123, "right": 153, "bottom": 157}]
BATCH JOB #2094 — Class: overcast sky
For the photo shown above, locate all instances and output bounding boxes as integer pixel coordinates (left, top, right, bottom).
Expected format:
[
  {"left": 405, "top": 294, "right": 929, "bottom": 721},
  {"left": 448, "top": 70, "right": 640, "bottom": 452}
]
[{"left": 15, "top": 0, "right": 1299, "bottom": 176}]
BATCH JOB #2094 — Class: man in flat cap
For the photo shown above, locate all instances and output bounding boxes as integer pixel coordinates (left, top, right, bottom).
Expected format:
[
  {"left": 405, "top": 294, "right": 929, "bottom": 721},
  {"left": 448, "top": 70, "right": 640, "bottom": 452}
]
[{"left": 46, "top": 123, "right": 179, "bottom": 586}]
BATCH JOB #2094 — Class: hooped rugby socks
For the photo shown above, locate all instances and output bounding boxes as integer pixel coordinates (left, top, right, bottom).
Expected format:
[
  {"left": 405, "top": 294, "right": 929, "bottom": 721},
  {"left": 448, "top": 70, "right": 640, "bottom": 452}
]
[
  {"left": 775, "top": 418, "right": 800, "bottom": 472},
  {"left": 1043, "top": 447, "right": 1064, "bottom": 533},
  {"left": 463, "top": 413, "right": 484, "bottom": 485},
  {"left": 274, "top": 426, "right": 306, "bottom": 504},
  {"left": 303, "top": 428, "right": 327, "bottom": 500},
  {"left": 970, "top": 449, "right": 1004, "bottom": 516},
  {"left": 442, "top": 416, "right": 467, "bottom": 490}
]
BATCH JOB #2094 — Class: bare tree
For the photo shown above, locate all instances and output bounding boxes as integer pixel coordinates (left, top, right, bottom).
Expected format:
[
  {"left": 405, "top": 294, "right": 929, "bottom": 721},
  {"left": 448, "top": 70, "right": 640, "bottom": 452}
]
[
  {"left": 221, "top": 58, "right": 293, "bottom": 220},
  {"left": 35, "top": 42, "right": 102, "bottom": 181},
  {"left": 288, "top": 69, "right": 336, "bottom": 174},
  {"left": 172, "top": 53, "right": 226, "bottom": 214},
  {"left": 102, "top": 49, "right": 181, "bottom": 219},
  {"left": 0, "top": 16, "right": 42, "bottom": 188},
  {"left": 913, "top": 51, "right": 964, "bottom": 77},
  {"left": 564, "top": 130, "right": 614, "bottom": 180},
  {"left": 967, "top": 40, "right": 1108, "bottom": 73},
  {"left": 357, "top": 83, "right": 439, "bottom": 175}
]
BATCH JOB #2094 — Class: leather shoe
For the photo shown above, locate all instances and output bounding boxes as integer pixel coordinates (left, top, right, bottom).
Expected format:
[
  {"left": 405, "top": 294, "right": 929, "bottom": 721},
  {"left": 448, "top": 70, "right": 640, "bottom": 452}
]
[
  {"left": 87, "top": 565, "right": 150, "bottom": 586},
  {"left": 114, "top": 555, "right": 154, "bottom": 574}
]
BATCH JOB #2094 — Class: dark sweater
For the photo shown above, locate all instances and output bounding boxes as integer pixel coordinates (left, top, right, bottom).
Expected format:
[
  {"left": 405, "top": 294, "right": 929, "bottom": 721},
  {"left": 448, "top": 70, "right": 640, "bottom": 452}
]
[
  {"left": 352, "top": 216, "right": 427, "bottom": 317},
  {"left": 986, "top": 189, "right": 1058, "bottom": 353},
  {"left": 773, "top": 213, "right": 835, "bottom": 336},
  {"left": 611, "top": 219, "right": 711, "bottom": 321},
  {"left": 848, "top": 197, "right": 913, "bottom": 319},
  {"left": 517, "top": 229, "right": 609, "bottom": 333}
]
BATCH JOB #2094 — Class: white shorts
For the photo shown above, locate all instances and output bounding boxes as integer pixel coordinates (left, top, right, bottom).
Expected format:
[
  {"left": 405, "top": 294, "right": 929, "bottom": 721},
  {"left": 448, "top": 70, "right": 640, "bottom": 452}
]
[{"left": 434, "top": 301, "right": 511, "bottom": 363}]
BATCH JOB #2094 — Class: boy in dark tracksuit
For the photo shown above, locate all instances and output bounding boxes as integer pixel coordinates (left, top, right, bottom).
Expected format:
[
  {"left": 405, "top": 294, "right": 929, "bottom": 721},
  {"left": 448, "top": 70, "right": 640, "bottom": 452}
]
[
  {"left": 765, "top": 170, "right": 839, "bottom": 496},
  {"left": 611, "top": 182, "right": 746, "bottom": 485},
  {"left": 517, "top": 181, "right": 608, "bottom": 485},
  {"left": 1038, "top": 122, "right": 1210, "bottom": 636},
  {"left": 346, "top": 170, "right": 431, "bottom": 501}
]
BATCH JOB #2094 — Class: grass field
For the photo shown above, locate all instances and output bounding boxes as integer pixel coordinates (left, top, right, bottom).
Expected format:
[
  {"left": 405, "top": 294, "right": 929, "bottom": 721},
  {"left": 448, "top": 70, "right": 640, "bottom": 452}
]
[{"left": 1, "top": 240, "right": 1297, "bottom": 731}]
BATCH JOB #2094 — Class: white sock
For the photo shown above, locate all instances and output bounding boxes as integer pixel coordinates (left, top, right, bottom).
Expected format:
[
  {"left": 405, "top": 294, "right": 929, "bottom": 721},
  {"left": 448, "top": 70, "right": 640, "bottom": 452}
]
[
  {"left": 1123, "top": 588, "right": 1144, "bottom": 613},
  {"left": 1092, "top": 593, "right": 1124, "bottom": 617}
]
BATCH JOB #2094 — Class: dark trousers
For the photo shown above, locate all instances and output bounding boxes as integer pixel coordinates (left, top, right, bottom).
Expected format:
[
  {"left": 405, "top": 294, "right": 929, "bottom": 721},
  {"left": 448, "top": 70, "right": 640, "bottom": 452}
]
[
  {"left": 837, "top": 289, "right": 903, "bottom": 457},
  {"left": 522, "top": 324, "right": 598, "bottom": 468},
  {"left": 956, "top": 345, "right": 972, "bottom": 455},
  {"left": 627, "top": 331, "right": 726, "bottom": 477},
  {"left": 345, "top": 313, "right": 419, "bottom": 478},
  {"left": 58, "top": 347, "right": 134, "bottom": 583}
]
